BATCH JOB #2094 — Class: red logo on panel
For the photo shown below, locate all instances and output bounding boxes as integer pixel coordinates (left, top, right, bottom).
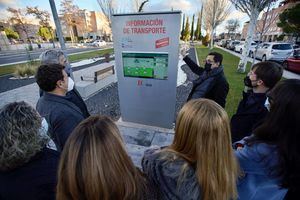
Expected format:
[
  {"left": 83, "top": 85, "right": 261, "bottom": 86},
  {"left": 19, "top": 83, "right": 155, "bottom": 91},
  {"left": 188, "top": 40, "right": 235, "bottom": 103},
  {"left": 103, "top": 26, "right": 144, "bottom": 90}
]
[{"left": 155, "top": 37, "right": 169, "bottom": 49}]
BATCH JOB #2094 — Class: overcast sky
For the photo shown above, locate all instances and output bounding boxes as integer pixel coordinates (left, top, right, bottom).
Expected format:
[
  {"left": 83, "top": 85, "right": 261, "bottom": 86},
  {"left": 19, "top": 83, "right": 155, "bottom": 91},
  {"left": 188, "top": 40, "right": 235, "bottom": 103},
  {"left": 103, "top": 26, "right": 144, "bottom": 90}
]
[{"left": 0, "top": 0, "right": 251, "bottom": 35}]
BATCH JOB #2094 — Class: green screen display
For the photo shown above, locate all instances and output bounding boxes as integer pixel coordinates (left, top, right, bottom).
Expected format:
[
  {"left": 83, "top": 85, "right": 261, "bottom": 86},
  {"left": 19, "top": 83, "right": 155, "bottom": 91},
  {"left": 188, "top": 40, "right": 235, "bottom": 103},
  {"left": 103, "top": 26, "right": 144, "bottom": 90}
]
[{"left": 122, "top": 52, "right": 168, "bottom": 80}]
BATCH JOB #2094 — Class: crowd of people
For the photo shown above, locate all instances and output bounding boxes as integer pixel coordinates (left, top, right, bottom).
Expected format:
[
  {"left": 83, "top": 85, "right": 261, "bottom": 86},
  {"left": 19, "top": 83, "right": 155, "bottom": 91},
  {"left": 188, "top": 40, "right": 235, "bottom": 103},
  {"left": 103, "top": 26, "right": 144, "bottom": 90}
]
[{"left": 0, "top": 48, "right": 299, "bottom": 200}]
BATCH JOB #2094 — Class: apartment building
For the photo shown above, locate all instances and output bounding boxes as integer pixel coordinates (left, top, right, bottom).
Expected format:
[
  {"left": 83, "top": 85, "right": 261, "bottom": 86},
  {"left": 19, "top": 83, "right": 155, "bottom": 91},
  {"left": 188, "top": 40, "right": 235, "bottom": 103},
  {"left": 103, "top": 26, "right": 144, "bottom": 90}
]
[
  {"left": 60, "top": 9, "right": 111, "bottom": 41},
  {"left": 241, "top": 2, "right": 299, "bottom": 42}
]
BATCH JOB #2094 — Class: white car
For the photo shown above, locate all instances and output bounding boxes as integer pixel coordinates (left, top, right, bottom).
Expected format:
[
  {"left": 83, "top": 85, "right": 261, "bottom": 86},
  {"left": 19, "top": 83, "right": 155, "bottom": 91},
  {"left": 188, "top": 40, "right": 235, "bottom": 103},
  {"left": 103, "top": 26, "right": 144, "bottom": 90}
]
[
  {"left": 92, "top": 40, "right": 106, "bottom": 47},
  {"left": 235, "top": 41, "right": 257, "bottom": 55},
  {"left": 254, "top": 42, "right": 293, "bottom": 61}
]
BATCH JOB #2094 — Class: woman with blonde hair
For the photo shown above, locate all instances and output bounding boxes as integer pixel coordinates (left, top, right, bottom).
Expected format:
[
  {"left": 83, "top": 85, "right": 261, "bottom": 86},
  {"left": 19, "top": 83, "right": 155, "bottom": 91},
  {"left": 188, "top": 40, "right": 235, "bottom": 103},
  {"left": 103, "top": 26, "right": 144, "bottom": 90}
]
[
  {"left": 57, "top": 115, "right": 158, "bottom": 200},
  {"left": 142, "top": 99, "right": 239, "bottom": 200}
]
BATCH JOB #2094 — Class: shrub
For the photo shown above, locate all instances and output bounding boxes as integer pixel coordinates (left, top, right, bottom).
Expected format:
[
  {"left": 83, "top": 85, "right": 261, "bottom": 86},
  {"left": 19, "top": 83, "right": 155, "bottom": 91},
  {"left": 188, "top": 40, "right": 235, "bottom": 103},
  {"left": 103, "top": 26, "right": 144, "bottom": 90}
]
[
  {"left": 202, "top": 34, "right": 210, "bottom": 46},
  {"left": 14, "top": 64, "right": 38, "bottom": 78}
]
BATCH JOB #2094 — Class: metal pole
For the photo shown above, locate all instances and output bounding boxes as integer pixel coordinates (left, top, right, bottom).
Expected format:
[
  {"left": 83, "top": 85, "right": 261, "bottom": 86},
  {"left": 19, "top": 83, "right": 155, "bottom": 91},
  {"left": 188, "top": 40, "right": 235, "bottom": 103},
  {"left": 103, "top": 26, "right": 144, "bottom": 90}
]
[{"left": 49, "top": 0, "right": 66, "bottom": 50}]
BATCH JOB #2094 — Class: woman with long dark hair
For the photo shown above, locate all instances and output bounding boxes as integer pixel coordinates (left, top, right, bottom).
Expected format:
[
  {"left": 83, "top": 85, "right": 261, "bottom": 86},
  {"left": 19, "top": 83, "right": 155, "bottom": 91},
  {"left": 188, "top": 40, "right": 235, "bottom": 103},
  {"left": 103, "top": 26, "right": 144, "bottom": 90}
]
[{"left": 234, "top": 79, "right": 300, "bottom": 199}]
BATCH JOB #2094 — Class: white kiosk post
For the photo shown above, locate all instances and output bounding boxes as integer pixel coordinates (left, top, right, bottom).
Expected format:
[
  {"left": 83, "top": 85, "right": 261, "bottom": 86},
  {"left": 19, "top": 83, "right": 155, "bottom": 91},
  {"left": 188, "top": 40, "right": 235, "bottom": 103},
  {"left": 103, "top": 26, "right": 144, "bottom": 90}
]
[{"left": 112, "top": 11, "right": 181, "bottom": 129}]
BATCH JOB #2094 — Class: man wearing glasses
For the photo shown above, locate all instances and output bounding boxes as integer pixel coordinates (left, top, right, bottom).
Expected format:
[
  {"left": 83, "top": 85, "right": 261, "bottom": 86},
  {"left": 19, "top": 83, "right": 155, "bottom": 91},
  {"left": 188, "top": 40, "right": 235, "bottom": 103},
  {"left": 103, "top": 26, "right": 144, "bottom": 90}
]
[{"left": 182, "top": 51, "right": 229, "bottom": 108}]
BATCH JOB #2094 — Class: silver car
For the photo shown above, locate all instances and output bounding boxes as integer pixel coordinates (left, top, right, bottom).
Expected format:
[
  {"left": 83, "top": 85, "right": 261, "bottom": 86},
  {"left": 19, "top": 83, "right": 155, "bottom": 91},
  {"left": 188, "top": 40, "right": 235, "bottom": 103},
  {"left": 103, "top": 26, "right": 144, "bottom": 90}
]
[{"left": 254, "top": 42, "right": 293, "bottom": 61}]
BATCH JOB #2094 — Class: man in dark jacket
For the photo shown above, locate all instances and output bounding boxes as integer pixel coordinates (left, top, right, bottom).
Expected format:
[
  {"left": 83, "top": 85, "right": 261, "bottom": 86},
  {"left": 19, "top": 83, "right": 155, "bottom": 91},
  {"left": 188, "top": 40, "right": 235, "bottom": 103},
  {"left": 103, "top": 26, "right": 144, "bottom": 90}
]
[
  {"left": 231, "top": 61, "right": 283, "bottom": 142},
  {"left": 36, "top": 64, "right": 85, "bottom": 151},
  {"left": 183, "top": 51, "right": 229, "bottom": 108},
  {"left": 39, "top": 50, "right": 90, "bottom": 118}
]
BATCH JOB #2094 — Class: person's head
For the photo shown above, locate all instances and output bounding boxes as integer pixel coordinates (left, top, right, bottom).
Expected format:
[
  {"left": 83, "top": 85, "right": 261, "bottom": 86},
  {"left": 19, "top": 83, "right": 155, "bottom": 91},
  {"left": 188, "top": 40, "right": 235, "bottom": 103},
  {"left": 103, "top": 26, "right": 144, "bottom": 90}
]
[
  {"left": 35, "top": 64, "right": 73, "bottom": 95},
  {"left": 39, "top": 50, "right": 67, "bottom": 66},
  {"left": 56, "top": 115, "right": 146, "bottom": 200},
  {"left": 0, "top": 101, "right": 49, "bottom": 171},
  {"left": 205, "top": 52, "right": 223, "bottom": 70},
  {"left": 245, "top": 61, "right": 283, "bottom": 91},
  {"left": 170, "top": 99, "right": 239, "bottom": 200},
  {"left": 253, "top": 79, "right": 300, "bottom": 189}
]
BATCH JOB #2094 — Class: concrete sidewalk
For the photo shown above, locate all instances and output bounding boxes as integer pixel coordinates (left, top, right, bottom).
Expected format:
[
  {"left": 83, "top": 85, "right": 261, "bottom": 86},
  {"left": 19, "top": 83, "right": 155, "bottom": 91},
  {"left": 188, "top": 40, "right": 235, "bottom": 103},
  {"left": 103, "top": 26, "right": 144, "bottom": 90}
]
[{"left": 217, "top": 46, "right": 300, "bottom": 80}]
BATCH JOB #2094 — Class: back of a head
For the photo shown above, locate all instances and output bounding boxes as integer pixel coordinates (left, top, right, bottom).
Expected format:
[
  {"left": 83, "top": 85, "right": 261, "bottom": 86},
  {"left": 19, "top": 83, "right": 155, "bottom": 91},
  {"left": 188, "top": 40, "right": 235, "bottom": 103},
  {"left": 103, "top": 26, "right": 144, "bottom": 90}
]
[
  {"left": 172, "top": 99, "right": 239, "bottom": 200},
  {"left": 252, "top": 61, "right": 283, "bottom": 89},
  {"left": 0, "top": 101, "right": 49, "bottom": 171},
  {"left": 39, "top": 50, "right": 64, "bottom": 65},
  {"left": 254, "top": 79, "right": 300, "bottom": 191},
  {"left": 35, "top": 64, "right": 64, "bottom": 92},
  {"left": 57, "top": 115, "right": 145, "bottom": 200}
]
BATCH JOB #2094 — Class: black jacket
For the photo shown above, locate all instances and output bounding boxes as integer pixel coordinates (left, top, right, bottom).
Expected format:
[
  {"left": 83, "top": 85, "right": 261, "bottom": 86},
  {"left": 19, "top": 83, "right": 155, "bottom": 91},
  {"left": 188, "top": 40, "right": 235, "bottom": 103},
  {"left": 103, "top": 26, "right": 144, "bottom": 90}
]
[
  {"left": 0, "top": 148, "right": 59, "bottom": 200},
  {"left": 183, "top": 56, "right": 229, "bottom": 108},
  {"left": 36, "top": 92, "right": 85, "bottom": 151},
  {"left": 40, "top": 88, "right": 90, "bottom": 119},
  {"left": 230, "top": 91, "right": 268, "bottom": 143}
]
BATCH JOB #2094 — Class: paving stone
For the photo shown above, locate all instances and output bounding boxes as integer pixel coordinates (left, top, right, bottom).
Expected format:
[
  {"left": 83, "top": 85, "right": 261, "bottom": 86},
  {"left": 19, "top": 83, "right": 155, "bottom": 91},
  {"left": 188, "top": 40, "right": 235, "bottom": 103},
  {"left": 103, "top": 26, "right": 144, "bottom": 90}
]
[
  {"left": 125, "top": 143, "right": 149, "bottom": 168},
  {"left": 151, "top": 132, "right": 174, "bottom": 147},
  {"left": 119, "top": 125, "right": 155, "bottom": 147}
]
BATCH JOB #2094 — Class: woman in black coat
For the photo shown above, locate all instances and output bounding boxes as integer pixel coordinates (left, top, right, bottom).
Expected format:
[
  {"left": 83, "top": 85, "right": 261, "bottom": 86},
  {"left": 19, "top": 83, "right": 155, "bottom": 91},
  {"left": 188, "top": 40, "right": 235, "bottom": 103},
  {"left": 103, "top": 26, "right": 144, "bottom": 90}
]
[{"left": 0, "top": 101, "right": 59, "bottom": 200}]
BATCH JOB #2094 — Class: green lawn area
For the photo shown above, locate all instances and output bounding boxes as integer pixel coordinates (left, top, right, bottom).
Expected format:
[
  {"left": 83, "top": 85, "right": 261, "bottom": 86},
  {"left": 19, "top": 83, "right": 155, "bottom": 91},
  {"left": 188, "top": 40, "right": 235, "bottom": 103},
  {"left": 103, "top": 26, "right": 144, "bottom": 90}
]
[
  {"left": 0, "top": 48, "right": 114, "bottom": 76},
  {"left": 195, "top": 46, "right": 252, "bottom": 118},
  {"left": 68, "top": 48, "right": 114, "bottom": 62}
]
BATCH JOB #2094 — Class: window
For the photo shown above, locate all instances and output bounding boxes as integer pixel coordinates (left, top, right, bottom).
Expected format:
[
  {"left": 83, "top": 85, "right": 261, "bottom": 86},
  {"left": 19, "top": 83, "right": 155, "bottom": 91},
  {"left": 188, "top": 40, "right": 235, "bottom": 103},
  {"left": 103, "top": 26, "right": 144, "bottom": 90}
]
[{"left": 272, "top": 44, "right": 292, "bottom": 50}]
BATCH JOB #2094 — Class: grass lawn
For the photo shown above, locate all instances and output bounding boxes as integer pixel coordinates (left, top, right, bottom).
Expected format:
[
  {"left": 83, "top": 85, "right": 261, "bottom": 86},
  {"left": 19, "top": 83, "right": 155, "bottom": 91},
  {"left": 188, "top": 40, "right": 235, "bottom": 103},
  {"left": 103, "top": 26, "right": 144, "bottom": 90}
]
[
  {"left": 0, "top": 48, "right": 114, "bottom": 76},
  {"left": 68, "top": 48, "right": 114, "bottom": 62},
  {"left": 195, "top": 46, "right": 252, "bottom": 118}
]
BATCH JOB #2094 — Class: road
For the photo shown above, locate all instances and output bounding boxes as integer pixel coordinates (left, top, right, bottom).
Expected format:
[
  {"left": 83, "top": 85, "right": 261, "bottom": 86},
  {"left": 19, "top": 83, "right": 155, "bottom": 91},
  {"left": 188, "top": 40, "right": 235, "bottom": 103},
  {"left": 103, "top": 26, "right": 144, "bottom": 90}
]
[{"left": 0, "top": 46, "right": 112, "bottom": 66}]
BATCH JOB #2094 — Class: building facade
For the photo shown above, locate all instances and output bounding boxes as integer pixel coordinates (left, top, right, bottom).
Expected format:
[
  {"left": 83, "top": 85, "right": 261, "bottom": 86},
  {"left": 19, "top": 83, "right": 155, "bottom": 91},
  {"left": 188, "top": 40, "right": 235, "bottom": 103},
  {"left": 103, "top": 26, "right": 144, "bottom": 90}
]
[
  {"left": 241, "top": 2, "right": 299, "bottom": 42},
  {"left": 60, "top": 9, "right": 111, "bottom": 41}
]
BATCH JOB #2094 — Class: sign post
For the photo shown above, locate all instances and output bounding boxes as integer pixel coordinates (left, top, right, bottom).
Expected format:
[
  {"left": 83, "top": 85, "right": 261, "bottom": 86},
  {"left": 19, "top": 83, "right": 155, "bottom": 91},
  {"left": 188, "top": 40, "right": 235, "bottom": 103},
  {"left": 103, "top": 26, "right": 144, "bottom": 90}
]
[{"left": 112, "top": 11, "right": 181, "bottom": 128}]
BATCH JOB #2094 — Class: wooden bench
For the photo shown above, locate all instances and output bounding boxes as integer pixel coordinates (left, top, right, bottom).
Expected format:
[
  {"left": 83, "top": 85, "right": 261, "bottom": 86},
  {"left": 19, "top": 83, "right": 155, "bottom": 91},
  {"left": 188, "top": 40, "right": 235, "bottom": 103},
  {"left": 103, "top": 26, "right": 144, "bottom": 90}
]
[{"left": 81, "top": 65, "right": 115, "bottom": 83}]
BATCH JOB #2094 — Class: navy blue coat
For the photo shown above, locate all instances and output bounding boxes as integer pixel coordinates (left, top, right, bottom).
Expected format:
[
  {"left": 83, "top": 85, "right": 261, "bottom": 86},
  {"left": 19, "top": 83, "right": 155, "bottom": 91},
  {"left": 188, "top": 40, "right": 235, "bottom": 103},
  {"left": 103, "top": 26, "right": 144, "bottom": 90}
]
[
  {"left": 183, "top": 56, "right": 229, "bottom": 108},
  {"left": 0, "top": 148, "right": 59, "bottom": 200},
  {"left": 36, "top": 92, "right": 85, "bottom": 151},
  {"left": 231, "top": 91, "right": 268, "bottom": 143}
]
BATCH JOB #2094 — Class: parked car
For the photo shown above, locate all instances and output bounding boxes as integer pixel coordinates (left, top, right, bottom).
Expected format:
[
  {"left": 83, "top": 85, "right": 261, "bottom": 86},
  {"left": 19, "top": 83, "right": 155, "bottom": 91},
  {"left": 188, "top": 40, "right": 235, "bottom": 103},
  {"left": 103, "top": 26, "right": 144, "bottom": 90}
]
[
  {"left": 254, "top": 42, "right": 293, "bottom": 62},
  {"left": 235, "top": 41, "right": 257, "bottom": 55},
  {"left": 227, "top": 40, "right": 241, "bottom": 50},
  {"left": 92, "top": 40, "right": 106, "bottom": 47},
  {"left": 282, "top": 48, "right": 300, "bottom": 74},
  {"left": 218, "top": 39, "right": 226, "bottom": 47},
  {"left": 222, "top": 39, "right": 231, "bottom": 48}
]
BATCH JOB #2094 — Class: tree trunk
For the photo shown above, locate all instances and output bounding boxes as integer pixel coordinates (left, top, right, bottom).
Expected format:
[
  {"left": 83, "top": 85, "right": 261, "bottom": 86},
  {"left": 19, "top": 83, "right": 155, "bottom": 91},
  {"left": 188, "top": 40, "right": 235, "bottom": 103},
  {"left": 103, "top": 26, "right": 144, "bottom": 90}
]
[
  {"left": 237, "top": 7, "right": 259, "bottom": 73},
  {"left": 210, "top": 28, "right": 214, "bottom": 50}
]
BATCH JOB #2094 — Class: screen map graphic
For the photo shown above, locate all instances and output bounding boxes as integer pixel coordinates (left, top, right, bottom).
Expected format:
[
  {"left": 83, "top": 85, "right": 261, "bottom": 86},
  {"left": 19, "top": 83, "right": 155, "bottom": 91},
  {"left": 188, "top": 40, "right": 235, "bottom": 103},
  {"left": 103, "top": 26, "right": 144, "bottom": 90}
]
[{"left": 122, "top": 52, "right": 168, "bottom": 80}]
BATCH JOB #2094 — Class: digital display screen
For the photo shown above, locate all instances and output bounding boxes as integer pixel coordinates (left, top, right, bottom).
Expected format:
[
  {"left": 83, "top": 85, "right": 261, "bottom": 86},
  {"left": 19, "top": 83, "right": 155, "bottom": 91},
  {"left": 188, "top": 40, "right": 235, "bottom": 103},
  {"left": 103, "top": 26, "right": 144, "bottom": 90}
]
[{"left": 122, "top": 52, "right": 168, "bottom": 80}]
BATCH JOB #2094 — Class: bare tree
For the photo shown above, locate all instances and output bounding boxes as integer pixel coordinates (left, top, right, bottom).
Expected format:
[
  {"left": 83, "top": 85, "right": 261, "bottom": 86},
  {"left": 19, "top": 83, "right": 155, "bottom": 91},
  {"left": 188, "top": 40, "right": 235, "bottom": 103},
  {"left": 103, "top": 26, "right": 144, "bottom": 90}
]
[
  {"left": 59, "top": 0, "right": 84, "bottom": 43},
  {"left": 230, "top": 0, "right": 275, "bottom": 73},
  {"left": 26, "top": 6, "right": 55, "bottom": 47},
  {"left": 133, "top": 0, "right": 149, "bottom": 12},
  {"left": 203, "top": 0, "right": 231, "bottom": 49},
  {"left": 251, "top": 1, "right": 279, "bottom": 65},
  {"left": 225, "top": 19, "right": 240, "bottom": 39},
  {"left": 7, "top": 7, "right": 32, "bottom": 49},
  {"left": 97, "top": 0, "right": 118, "bottom": 28}
]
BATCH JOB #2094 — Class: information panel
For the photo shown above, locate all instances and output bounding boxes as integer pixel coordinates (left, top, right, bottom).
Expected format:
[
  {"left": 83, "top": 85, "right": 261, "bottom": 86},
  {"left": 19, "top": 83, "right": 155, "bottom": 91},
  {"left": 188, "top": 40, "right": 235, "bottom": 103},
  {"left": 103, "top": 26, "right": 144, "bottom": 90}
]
[
  {"left": 112, "top": 11, "right": 181, "bottom": 128},
  {"left": 122, "top": 52, "right": 168, "bottom": 80}
]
